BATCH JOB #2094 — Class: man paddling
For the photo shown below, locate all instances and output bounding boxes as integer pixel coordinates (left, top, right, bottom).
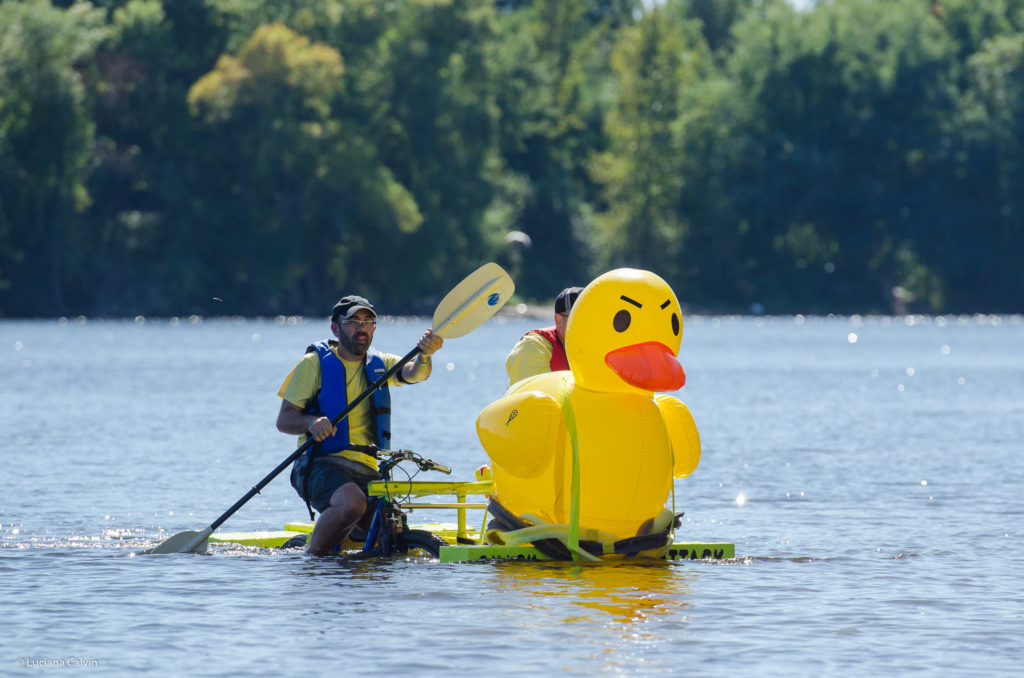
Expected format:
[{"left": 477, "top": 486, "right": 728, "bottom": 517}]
[
  {"left": 276, "top": 295, "right": 443, "bottom": 555},
  {"left": 504, "top": 286, "right": 583, "bottom": 389}
]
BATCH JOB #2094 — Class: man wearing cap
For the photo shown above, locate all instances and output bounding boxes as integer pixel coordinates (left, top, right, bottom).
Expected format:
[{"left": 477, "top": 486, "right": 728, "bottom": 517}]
[
  {"left": 504, "top": 286, "right": 583, "bottom": 389},
  {"left": 276, "top": 295, "right": 443, "bottom": 555}
]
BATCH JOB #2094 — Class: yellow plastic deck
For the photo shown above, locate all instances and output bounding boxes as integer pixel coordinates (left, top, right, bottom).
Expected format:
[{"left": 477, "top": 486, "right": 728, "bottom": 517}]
[{"left": 209, "top": 530, "right": 304, "bottom": 548}]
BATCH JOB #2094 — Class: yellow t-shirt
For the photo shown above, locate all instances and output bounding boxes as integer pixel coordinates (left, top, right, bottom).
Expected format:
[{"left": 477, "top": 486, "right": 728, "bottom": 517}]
[
  {"left": 278, "top": 345, "right": 406, "bottom": 471},
  {"left": 504, "top": 332, "right": 554, "bottom": 390}
]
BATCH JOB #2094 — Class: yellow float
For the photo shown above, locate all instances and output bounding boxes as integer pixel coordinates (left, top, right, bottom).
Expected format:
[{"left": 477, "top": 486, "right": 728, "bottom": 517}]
[{"left": 476, "top": 268, "right": 701, "bottom": 560}]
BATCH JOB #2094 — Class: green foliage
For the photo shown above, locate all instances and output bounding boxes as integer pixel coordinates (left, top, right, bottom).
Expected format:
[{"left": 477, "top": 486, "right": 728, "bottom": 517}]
[
  {"left": 366, "top": 0, "right": 503, "bottom": 303},
  {"left": 185, "top": 22, "right": 423, "bottom": 313},
  {"left": 592, "top": 5, "right": 712, "bottom": 281},
  {"left": 677, "top": 0, "right": 764, "bottom": 55},
  {"left": 708, "top": 0, "right": 968, "bottom": 311},
  {"left": 2, "top": 0, "right": 1024, "bottom": 316},
  {"left": 945, "top": 29, "right": 1024, "bottom": 310},
  {"left": 0, "top": 0, "right": 108, "bottom": 314},
  {"left": 83, "top": 0, "right": 228, "bottom": 314},
  {"left": 489, "top": 0, "right": 633, "bottom": 300}
]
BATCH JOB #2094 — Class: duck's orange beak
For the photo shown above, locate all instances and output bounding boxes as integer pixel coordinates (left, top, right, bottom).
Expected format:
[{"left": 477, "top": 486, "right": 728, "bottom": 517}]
[{"left": 604, "top": 341, "right": 686, "bottom": 392}]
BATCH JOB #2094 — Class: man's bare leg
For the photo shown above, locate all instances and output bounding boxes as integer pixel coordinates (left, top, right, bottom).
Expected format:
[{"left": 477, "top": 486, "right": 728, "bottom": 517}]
[{"left": 307, "top": 482, "right": 367, "bottom": 556}]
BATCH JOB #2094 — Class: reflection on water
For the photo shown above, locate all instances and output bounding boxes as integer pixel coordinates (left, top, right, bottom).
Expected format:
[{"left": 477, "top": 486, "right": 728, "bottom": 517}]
[{"left": 487, "top": 561, "right": 695, "bottom": 625}]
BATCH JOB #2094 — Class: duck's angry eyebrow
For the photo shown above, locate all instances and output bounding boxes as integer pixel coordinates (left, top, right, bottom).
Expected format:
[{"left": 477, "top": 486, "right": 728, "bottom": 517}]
[
  {"left": 620, "top": 295, "right": 642, "bottom": 308},
  {"left": 660, "top": 299, "right": 672, "bottom": 309}
]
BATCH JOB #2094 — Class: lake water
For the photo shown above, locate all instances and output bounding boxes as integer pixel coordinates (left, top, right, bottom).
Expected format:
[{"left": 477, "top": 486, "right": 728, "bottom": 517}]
[{"left": 2, "top": 313, "right": 1022, "bottom": 676}]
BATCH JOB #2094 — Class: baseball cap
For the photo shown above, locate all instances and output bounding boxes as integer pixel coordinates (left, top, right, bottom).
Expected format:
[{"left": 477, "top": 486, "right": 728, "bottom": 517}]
[
  {"left": 331, "top": 295, "right": 376, "bottom": 320},
  {"left": 554, "top": 286, "right": 584, "bottom": 315}
]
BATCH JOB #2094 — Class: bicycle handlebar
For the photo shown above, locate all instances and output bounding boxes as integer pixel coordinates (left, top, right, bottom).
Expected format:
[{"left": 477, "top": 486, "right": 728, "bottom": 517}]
[
  {"left": 372, "top": 447, "right": 452, "bottom": 476},
  {"left": 421, "top": 459, "right": 452, "bottom": 475}
]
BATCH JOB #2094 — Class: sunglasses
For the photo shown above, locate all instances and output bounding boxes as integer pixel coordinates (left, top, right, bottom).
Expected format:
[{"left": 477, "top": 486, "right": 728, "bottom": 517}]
[{"left": 338, "top": 318, "right": 376, "bottom": 328}]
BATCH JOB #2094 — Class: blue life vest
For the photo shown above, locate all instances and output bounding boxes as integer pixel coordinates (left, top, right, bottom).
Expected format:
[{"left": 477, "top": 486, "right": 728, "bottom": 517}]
[{"left": 304, "top": 340, "right": 392, "bottom": 453}]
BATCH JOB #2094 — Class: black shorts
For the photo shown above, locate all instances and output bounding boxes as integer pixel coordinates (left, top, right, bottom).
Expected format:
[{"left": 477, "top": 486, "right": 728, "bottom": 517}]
[{"left": 291, "top": 455, "right": 380, "bottom": 513}]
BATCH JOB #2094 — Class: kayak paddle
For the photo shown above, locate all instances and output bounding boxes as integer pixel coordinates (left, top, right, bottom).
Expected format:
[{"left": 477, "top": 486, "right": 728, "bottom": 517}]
[{"left": 142, "top": 262, "right": 514, "bottom": 554}]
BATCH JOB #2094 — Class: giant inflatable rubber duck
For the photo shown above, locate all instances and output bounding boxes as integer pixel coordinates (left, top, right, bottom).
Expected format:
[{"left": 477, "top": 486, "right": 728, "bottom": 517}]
[{"left": 476, "top": 268, "right": 701, "bottom": 555}]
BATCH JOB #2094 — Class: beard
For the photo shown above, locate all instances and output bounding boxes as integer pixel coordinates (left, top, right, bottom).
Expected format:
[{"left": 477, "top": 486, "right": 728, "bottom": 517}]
[{"left": 337, "top": 329, "right": 371, "bottom": 357}]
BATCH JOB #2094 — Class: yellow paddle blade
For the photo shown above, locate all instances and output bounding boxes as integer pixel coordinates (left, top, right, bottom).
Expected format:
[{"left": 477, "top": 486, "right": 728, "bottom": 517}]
[{"left": 432, "top": 262, "right": 514, "bottom": 339}]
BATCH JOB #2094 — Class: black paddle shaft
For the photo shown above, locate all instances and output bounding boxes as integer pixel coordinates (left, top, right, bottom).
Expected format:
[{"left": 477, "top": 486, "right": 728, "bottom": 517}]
[{"left": 207, "top": 345, "right": 422, "bottom": 532}]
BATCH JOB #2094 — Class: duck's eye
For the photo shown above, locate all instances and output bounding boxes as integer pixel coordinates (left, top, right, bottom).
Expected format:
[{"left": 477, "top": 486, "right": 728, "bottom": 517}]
[
  {"left": 671, "top": 313, "right": 680, "bottom": 336},
  {"left": 613, "top": 309, "right": 631, "bottom": 332}
]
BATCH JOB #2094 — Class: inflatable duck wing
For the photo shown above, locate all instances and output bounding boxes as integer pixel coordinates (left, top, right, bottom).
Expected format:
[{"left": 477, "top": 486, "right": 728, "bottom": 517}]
[{"left": 477, "top": 269, "right": 701, "bottom": 548}]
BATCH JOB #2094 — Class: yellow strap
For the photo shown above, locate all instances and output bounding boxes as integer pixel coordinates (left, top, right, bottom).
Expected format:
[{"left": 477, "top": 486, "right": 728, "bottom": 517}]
[
  {"left": 484, "top": 525, "right": 603, "bottom": 562},
  {"left": 671, "top": 466, "right": 677, "bottom": 516},
  {"left": 559, "top": 386, "right": 584, "bottom": 562}
]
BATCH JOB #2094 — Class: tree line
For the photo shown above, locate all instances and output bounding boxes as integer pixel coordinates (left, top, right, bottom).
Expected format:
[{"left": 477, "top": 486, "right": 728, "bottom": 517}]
[{"left": 2, "top": 0, "right": 1022, "bottom": 318}]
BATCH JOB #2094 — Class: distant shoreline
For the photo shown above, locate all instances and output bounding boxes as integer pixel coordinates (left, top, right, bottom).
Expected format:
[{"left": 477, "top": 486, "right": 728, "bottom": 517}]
[{"left": 4, "top": 311, "right": 1021, "bottom": 323}]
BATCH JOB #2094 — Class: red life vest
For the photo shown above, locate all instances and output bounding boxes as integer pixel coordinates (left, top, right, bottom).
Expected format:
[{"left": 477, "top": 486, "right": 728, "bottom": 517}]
[{"left": 527, "top": 326, "right": 569, "bottom": 371}]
